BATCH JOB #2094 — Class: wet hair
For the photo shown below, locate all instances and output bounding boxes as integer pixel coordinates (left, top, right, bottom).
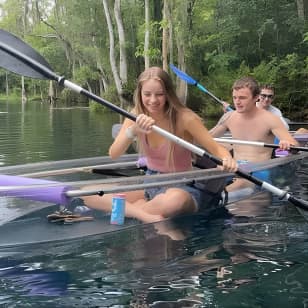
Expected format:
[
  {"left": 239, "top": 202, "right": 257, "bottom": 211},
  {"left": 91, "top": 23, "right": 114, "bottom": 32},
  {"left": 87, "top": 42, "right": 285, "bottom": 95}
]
[{"left": 232, "top": 76, "right": 260, "bottom": 97}]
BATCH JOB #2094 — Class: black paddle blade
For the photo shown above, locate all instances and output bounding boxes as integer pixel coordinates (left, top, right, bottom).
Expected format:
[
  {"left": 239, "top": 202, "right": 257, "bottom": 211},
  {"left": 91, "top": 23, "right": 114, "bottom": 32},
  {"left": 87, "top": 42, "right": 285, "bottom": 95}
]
[
  {"left": 0, "top": 29, "right": 53, "bottom": 79},
  {"left": 288, "top": 195, "right": 308, "bottom": 211}
]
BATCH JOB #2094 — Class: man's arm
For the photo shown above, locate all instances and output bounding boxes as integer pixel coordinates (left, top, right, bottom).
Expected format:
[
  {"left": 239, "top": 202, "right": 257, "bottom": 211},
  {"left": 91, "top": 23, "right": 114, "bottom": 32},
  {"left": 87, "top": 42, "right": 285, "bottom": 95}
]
[
  {"left": 268, "top": 105, "right": 290, "bottom": 130},
  {"left": 209, "top": 112, "right": 233, "bottom": 137},
  {"left": 270, "top": 115, "right": 299, "bottom": 149},
  {"left": 280, "top": 116, "right": 290, "bottom": 130}
]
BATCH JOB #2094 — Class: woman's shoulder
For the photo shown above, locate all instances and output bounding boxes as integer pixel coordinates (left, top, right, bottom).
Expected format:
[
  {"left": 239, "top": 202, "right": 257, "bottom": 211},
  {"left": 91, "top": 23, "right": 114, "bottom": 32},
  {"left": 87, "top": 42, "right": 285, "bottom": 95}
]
[
  {"left": 176, "top": 108, "right": 205, "bottom": 133},
  {"left": 178, "top": 107, "right": 200, "bottom": 120}
]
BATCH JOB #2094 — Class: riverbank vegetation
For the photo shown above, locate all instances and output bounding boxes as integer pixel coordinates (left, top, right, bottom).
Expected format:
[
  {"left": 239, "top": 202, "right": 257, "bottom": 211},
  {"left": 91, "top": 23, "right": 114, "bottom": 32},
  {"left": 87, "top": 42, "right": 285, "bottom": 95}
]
[{"left": 0, "top": 0, "right": 307, "bottom": 120}]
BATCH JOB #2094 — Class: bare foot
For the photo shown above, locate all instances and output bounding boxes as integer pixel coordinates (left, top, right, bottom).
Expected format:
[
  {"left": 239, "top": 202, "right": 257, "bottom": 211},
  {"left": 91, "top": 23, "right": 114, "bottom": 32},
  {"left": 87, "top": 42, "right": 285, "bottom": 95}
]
[{"left": 154, "top": 220, "right": 186, "bottom": 241}]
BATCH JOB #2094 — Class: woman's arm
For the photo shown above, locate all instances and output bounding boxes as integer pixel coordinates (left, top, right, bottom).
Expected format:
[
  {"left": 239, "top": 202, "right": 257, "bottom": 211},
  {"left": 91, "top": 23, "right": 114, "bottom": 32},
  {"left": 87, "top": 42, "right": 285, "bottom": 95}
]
[
  {"left": 109, "top": 114, "right": 155, "bottom": 159},
  {"left": 109, "top": 118, "right": 137, "bottom": 159}
]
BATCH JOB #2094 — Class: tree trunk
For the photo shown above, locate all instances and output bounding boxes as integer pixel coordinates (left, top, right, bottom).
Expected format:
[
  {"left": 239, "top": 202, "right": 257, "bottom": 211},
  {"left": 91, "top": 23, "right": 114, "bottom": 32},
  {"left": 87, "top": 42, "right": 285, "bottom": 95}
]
[
  {"left": 97, "top": 64, "right": 109, "bottom": 96},
  {"left": 41, "top": 19, "right": 75, "bottom": 71},
  {"left": 176, "top": 42, "right": 187, "bottom": 104},
  {"left": 48, "top": 80, "right": 55, "bottom": 105},
  {"left": 296, "top": 0, "right": 305, "bottom": 21},
  {"left": 162, "top": 0, "right": 169, "bottom": 71},
  {"left": 21, "top": 76, "right": 27, "bottom": 104},
  {"left": 168, "top": 1, "right": 173, "bottom": 67},
  {"left": 33, "top": 0, "right": 41, "bottom": 24},
  {"left": 114, "top": 0, "right": 128, "bottom": 84},
  {"left": 144, "top": 0, "right": 150, "bottom": 68},
  {"left": 103, "top": 0, "right": 129, "bottom": 122},
  {"left": 23, "top": 0, "right": 29, "bottom": 30},
  {"left": 175, "top": 0, "right": 188, "bottom": 103},
  {"left": 5, "top": 72, "right": 9, "bottom": 97},
  {"left": 91, "top": 29, "right": 110, "bottom": 97},
  {"left": 40, "top": 84, "right": 44, "bottom": 102},
  {"left": 103, "top": 0, "right": 122, "bottom": 95}
]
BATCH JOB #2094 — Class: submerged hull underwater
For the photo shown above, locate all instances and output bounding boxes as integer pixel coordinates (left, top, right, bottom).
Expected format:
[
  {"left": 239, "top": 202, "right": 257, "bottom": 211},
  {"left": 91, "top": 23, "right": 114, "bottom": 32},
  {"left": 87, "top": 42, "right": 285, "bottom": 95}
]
[{"left": 0, "top": 152, "right": 307, "bottom": 249}]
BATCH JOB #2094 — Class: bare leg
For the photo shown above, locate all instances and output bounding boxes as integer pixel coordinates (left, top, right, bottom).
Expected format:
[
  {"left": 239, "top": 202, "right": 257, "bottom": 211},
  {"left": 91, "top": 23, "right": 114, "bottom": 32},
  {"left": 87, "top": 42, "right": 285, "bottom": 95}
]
[
  {"left": 138, "top": 188, "right": 197, "bottom": 217},
  {"left": 80, "top": 185, "right": 163, "bottom": 223},
  {"left": 127, "top": 188, "right": 197, "bottom": 223},
  {"left": 80, "top": 185, "right": 197, "bottom": 223}
]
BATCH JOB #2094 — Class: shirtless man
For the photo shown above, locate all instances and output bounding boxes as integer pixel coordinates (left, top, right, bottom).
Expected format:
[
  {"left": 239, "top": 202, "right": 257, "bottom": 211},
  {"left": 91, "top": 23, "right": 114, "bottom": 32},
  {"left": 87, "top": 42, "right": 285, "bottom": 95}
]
[
  {"left": 222, "top": 84, "right": 289, "bottom": 129},
  {"left": 210, "top": 77, "right": 299, "bottom": 190}
]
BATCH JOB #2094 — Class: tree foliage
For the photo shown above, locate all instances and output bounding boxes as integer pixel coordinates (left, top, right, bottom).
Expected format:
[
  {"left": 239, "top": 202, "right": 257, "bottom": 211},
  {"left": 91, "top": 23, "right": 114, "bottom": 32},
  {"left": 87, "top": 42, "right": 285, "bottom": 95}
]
[{"left": 0, "top": 0, "right": 307, "bottom": 119}]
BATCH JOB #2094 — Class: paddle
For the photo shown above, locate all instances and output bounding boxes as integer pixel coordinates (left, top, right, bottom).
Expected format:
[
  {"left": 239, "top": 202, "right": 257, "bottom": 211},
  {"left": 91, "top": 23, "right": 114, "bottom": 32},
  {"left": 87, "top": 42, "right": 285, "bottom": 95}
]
[
  {"left": 0, "top": 29, "right": 307, "bottom": 211},
  {"left": 287, "top": 121, "right": 308, "bottom": 126},
  {"left": 170, "top": 64, "right": 233, "bottom": 112},
  {"left": 1, "top": 168, "right": 231, "bottom": 203},
  {"left": 214, "top": 138, "right": 308, "bottom": 152}
]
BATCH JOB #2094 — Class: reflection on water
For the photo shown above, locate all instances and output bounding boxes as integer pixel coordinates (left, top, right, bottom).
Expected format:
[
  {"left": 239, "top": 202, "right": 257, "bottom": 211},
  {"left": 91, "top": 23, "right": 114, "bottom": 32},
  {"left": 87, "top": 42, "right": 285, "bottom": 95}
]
[
  {"left": 1, "top": 194, "right": 308, "bottom": 307},
  {"left": 0, "top": 99, "right": 307, "bottom": 306},
  {"left": 0, "top": 99, "right": 117, "bottom": 165}
]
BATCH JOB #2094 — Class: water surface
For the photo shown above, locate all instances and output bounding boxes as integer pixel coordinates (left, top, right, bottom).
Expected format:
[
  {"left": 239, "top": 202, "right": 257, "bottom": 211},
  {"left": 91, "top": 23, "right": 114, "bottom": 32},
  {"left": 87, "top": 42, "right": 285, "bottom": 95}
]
[{"left": 0, "top": 99, "right": 307, "bottom": 307}]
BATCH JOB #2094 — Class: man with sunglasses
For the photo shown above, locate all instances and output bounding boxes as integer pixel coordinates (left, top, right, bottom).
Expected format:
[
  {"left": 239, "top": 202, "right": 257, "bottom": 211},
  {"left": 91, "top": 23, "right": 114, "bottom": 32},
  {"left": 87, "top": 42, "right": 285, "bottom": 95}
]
[{"left": 257, "top": 84, "right": 289, "bottom": 129}]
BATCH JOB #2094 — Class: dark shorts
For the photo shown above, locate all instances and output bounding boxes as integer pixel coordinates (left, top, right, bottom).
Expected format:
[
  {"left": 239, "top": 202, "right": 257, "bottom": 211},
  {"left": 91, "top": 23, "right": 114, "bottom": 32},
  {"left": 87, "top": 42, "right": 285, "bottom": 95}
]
[{"left": 144, "top": 169, "right": 221, "bottom": 211}]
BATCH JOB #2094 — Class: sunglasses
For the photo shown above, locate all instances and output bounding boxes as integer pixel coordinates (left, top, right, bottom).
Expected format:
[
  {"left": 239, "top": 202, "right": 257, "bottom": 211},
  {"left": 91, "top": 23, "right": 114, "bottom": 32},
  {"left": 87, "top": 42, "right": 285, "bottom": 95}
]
[{"left": 260, "top": 94, "right": 274, "bottom": 99}]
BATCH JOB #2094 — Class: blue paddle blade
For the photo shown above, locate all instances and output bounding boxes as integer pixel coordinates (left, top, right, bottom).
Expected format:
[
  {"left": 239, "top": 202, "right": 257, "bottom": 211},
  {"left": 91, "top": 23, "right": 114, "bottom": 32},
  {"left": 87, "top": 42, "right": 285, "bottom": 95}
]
[
  {"left": 169, "top": 64, "right": 197, "bottom": 85},
  {"left": 0, "top": 29, "right": 53, "bottom": 79}
]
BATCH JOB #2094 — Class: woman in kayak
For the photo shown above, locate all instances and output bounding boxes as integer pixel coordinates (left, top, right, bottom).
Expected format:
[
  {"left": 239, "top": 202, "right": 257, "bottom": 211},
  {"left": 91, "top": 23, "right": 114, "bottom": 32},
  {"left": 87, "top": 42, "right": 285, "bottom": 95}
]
[{"left": 81, "top": 67, "right": 237, "bottom": 223}]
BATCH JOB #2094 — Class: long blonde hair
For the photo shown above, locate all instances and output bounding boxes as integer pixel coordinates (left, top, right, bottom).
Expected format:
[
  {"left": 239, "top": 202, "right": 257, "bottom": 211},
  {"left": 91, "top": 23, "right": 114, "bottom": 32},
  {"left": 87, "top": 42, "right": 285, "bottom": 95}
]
[{"left": 133, "top": 67, "right": 186, "bottom": 170}]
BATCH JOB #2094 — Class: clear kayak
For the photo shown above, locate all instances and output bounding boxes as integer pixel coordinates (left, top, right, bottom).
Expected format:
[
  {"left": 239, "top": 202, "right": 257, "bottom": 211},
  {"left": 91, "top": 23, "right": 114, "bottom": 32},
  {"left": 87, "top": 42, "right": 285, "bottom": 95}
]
[{"left": 0, "top": 151, "right": 307, "bottom": 248}]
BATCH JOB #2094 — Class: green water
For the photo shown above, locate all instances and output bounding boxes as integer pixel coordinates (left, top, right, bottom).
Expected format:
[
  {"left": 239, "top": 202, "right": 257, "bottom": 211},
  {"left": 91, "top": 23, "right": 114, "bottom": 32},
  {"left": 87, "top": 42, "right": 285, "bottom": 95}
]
[
  {"left": 0, "top": 99, "right": 307, "bottom": 307},
  {"left": 0, "top": 99, "right": 118, "bottom": 166}
]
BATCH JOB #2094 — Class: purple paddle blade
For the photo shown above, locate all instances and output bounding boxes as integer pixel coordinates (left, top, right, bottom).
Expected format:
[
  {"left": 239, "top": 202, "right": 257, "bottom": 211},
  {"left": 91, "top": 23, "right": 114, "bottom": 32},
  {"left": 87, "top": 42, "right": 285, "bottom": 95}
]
[{"left": 0, "top": 174, "right": 72, "bottom": 205}]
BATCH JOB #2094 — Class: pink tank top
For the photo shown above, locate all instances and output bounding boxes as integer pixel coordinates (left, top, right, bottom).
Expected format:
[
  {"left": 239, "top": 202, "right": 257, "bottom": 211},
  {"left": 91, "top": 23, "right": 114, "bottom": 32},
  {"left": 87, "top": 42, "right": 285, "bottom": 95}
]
[{"left": 140, "top": 134, "right": 192, "bottom": 172}]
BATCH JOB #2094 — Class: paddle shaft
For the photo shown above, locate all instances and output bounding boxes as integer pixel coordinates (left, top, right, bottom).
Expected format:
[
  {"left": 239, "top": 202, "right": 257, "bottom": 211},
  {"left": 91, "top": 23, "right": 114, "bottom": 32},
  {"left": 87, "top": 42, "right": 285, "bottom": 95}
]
[
  {"left": 66, "top": 173, "right": 226, "bottom": 198},
  {"left": 1, "top": 35, "right": 308, "bottom": 210},
  {"left": 195, "top": 83, "right": 233, "bottom": 111},
  {"left": 214, "top": 138, "right": 308, "bottom": 152},
  {"left": 170, "top": 64, "right": 233, "bottom": 111},
  {"left": 1, "top": 169, "right": 230, "bottom": 199},
  {"left": 196, "top": 83, "right": 229, "bottom": 107},
  {"left": 195, "top": 82, "right": 233, "bottom": 111},
  {"left": 20, "top": 160, "right": 141, "bottom": 178}
]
